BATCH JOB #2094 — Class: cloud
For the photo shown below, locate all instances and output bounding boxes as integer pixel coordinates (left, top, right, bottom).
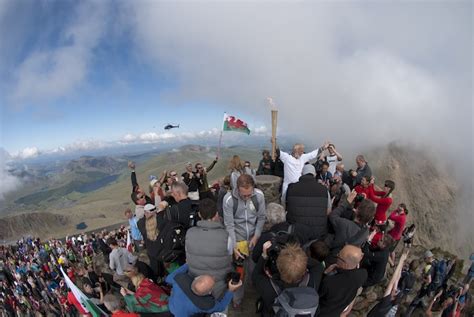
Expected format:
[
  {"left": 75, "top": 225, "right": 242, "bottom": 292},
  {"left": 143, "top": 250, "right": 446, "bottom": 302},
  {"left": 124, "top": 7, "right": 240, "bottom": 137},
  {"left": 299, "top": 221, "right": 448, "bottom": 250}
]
[
  {"left": 126, "top": 2, "right": 471, "bottom": 153},
  {"left": 8, "top": 1, "right": 109, "bottom": 107},
  {"left": 0, "top": 148, "right": 21, "bottom": 199},
  {"left": 12, "top": 147, "right": 40, "bottom": 160}
]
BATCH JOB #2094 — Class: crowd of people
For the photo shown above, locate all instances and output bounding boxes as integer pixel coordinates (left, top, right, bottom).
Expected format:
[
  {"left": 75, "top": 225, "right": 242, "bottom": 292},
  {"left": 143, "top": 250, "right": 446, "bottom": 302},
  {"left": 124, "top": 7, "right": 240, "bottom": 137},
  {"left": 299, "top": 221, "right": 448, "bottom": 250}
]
[{"left": 0, "top": 141, "right": 472, "bottom": 317}]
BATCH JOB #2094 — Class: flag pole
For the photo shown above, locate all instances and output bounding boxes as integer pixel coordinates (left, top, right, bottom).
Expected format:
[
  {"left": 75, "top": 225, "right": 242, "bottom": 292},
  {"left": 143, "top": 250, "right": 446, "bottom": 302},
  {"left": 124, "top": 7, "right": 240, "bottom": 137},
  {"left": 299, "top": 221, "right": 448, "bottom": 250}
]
[
  {"left": 217, "top": 130, "right": 223, "bottom": 159},
  {"left": 217, "top": 112, "right": 226, "bottom": 159}
]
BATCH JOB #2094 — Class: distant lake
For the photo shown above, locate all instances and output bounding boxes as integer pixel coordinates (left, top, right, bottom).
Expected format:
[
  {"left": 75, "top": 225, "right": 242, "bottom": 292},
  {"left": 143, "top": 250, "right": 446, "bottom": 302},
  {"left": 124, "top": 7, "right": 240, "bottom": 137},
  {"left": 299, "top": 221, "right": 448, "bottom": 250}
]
[{"left": 77, "top": 174, "right": 120, "bottom": 193}]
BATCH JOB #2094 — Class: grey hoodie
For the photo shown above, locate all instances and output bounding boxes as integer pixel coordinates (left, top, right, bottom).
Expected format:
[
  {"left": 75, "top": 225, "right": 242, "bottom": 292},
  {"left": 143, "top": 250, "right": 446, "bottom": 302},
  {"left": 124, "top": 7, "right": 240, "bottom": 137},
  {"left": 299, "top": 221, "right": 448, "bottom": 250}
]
[{"left": 223, "top": 188, "right": 266, "bottom": 248}]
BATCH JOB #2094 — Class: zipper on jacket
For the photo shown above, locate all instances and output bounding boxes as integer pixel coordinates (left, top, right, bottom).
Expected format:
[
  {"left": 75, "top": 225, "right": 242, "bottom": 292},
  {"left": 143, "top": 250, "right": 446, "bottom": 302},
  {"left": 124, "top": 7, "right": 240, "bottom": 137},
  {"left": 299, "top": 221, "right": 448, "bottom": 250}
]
[{"left": 245, "top": 200, "right": 249, "bottom": 241}]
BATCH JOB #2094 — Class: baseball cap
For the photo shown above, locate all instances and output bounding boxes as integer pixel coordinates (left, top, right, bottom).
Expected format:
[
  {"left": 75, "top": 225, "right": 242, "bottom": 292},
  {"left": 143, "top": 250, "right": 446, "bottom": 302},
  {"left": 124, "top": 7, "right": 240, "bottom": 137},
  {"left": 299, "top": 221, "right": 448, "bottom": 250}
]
[
  {"left": 144, "top": 204, "right": 156, "bottom": 213},
  {"left": 424, "top": 250, "right": 434, "bottom": 258}
]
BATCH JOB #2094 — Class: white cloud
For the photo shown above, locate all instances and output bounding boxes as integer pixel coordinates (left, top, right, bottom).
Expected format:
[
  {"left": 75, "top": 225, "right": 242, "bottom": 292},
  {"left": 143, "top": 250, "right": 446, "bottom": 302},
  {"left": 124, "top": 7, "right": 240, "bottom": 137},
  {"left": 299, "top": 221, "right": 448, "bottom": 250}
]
[
  {"left": 0, "top": 148, "right": 21, "bottom": 199},
  {"left": 8, "top": 1, "right": 108, "bottom": 107},
  {"left": 126, "top": 2, "right": 471, "bottom": 153},
  {"left": 12, "top": 147, "right": 40, "bottom": 160},
  {"left": 253, "top": 126, "right": 268, "bottom": 136}
]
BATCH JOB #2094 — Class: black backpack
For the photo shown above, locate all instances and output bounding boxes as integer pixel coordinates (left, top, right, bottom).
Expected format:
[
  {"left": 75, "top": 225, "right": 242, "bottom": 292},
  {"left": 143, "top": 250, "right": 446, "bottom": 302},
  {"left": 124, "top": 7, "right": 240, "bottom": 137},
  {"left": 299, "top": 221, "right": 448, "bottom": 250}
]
[{"left": 157, "top": 220, "right": 186, "bottom": 263}]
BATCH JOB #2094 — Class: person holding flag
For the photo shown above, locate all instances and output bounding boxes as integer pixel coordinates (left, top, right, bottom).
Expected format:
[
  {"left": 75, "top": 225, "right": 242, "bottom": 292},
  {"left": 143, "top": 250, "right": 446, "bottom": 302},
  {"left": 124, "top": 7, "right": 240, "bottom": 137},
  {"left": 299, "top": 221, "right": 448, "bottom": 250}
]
[{"left": 60, "top": 267, "right": 109, "bottom": 317}]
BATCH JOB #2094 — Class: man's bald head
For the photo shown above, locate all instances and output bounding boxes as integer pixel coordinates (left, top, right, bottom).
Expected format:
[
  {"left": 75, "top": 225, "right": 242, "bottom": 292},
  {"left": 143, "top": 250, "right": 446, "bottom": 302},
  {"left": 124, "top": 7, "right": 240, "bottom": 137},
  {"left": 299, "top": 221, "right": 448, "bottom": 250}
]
[
  {"left": 337, "top": 245, "right": 364, "bottom": 270},
  {"left": 191, "top": 275, "right": 215, "bottom": 296}
]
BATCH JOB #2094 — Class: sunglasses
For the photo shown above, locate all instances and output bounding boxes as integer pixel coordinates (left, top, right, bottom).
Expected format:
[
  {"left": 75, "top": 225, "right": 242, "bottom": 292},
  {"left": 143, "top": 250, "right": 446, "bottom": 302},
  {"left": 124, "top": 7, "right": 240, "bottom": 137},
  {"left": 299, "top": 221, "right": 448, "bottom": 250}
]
[{"left": 170, "top": 173, "right": 177, "bottom": 177}]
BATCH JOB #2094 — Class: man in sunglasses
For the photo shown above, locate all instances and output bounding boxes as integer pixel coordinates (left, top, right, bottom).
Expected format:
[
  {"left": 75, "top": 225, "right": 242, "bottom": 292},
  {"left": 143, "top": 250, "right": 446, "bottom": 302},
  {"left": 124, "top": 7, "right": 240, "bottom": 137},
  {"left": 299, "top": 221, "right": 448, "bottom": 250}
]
[
  {"left": 319, "top": 245, "right": 367, "bottom": 317},
  {"left": 195, "top": 158, "right": 218, "bottom": 201}
]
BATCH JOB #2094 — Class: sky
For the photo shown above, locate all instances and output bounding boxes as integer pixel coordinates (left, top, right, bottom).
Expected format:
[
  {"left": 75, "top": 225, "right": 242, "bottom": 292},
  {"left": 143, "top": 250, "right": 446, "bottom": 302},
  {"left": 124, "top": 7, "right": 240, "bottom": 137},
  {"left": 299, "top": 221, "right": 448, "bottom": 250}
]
[{"left": 0, "top": 1, "right": 472, "bottom": 161}]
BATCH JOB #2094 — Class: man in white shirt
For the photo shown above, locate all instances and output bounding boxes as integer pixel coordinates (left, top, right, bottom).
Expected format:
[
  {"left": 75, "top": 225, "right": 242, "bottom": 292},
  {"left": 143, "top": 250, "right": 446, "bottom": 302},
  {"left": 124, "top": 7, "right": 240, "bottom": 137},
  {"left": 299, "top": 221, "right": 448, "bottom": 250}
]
[{"left": 277, "top": 141, "right": 330, "bottom": 203}]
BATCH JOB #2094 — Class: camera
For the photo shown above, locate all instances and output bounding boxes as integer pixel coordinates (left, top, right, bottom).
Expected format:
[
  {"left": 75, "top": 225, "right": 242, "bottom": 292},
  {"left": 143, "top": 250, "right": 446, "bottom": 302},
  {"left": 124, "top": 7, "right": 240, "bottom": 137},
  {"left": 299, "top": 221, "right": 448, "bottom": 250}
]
[
  {"left": 264, "top": 231, "right": 298, "bottom": 276},
  {"left": 355, "top": 194, "right": 365, "bottom": 203}
]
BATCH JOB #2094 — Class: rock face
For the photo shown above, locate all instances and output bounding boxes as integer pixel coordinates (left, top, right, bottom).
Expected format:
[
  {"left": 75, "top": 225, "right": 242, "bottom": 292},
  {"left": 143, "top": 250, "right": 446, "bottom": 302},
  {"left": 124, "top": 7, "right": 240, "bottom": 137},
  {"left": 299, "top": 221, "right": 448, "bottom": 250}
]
[
  {"left": 0, "top": 212, "right": 70, "bottom": 242},
  {"left": 255, "top": 175, "right": 282, "bottom": 204}
]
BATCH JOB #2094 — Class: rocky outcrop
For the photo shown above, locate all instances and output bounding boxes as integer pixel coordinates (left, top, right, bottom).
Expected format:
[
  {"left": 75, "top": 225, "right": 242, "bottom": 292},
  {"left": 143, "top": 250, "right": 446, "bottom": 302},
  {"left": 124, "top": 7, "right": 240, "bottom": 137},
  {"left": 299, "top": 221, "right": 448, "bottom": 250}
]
[
  {"left": 255, "top": 175, "right": 282, "bottom": 204},
  {"left": 0, "top": 212, "right": 70, "bottom": 242}
]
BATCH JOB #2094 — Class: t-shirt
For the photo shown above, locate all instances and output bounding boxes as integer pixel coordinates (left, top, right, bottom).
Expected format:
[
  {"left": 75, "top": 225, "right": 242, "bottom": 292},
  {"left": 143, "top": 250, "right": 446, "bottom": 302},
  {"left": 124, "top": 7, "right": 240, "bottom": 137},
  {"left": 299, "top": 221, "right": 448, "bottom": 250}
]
[
  {"left": 326, "top": 154, "right": 339, "bottom": 175},
  {"left": 367, "top": 295, "right": 394, "bottom": 317}
]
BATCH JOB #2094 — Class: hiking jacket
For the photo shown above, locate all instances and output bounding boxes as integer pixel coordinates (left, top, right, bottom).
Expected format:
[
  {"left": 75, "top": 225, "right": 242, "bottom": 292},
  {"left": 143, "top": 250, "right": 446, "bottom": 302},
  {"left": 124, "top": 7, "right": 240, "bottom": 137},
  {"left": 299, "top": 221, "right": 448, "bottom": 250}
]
[
  {"left": 223, "top": 189, "right": 266, "bottom": 247},
  {"left": 185, "top": 220, "right": 232, "bottom": 299},
  {"left": 286, "top": 174, "right": 329, "bottom": 238},
  {"left": 329, "top": 200, "right": 369, "bottom": 250},
  {"left": 368, "top": 184, "right": 393, "bottom": 222}
]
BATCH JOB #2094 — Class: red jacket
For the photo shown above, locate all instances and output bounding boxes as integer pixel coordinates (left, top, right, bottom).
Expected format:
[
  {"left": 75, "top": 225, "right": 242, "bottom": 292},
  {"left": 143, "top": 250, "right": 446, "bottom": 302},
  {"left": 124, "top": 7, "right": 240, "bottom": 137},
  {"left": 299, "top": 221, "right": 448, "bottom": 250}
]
[
  {"left": 388, "top": 210, "right": 406, "bottom": 241},
  {"left": 368, "top": 185, "right": 393, "bottom": 222},
  {"left": 354, "top": 185, "right": 370, "bottom": 197}
]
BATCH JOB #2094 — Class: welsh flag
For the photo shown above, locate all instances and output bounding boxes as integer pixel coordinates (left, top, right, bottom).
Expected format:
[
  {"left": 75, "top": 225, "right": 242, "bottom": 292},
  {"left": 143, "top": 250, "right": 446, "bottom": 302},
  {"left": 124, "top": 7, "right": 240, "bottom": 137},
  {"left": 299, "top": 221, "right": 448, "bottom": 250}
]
[
  {"left": 60, "top": 267, "right": 108, "bottom": 317},
  {"left": 126, "top": 230, "right": 133, "bottom": 253},
  {"left": 223, "top": 113, "right": 250, "bottom": 135}
]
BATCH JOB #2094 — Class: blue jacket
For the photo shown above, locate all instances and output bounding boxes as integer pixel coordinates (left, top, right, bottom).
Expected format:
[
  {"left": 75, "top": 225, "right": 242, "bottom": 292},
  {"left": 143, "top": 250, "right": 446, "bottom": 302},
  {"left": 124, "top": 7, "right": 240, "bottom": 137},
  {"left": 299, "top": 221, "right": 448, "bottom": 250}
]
[{"left": 165, "top": 264, "right": 233, "bottom": 317}]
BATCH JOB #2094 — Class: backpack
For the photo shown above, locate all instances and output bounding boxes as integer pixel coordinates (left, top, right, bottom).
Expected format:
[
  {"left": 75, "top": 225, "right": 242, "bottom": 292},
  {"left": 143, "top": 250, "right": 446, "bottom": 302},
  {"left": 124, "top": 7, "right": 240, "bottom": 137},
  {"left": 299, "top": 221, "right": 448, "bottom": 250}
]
[
  {"left": 432, "top": 259, "right": 447, "bottom": 287},
  {"left": 270, "top": 274, "right": 319, "bottom": 317},
  {"left": 157, "top": 221, "right": 186, "bottom": 263},
  {"left": 232, "top": 195, "right": 260, "bottom": 215}
]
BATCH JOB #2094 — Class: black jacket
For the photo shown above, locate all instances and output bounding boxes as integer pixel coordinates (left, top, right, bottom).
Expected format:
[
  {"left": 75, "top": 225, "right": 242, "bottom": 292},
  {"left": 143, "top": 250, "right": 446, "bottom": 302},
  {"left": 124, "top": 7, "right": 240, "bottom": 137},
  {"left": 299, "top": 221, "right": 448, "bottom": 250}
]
[
  {"left": 286, "top": 174, "right": 329, "bottom": 238},
  {"left": 318, "top": 268, "right": 368, "bottom": 317},
  {"left": 361, "top": 245, "right": 390, "bottom": 287}
]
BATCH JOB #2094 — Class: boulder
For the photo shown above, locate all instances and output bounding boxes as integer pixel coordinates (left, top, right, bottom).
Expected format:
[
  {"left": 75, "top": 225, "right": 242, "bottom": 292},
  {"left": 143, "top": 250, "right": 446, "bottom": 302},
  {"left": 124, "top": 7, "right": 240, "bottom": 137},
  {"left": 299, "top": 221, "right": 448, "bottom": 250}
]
[{"left": 255, "top": 175, "right": 282, "bottom": 204}]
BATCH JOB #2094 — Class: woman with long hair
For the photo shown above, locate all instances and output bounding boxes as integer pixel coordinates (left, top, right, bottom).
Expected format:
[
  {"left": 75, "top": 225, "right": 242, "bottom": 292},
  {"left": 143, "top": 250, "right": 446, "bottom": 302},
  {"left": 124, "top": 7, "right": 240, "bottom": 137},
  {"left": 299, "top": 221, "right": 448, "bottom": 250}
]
[
  {"left": 228, "top": 155, "right": 245, "bottom": 190},
  {"left": 121, "top": 273, "right": 169, "bottom": 314}
]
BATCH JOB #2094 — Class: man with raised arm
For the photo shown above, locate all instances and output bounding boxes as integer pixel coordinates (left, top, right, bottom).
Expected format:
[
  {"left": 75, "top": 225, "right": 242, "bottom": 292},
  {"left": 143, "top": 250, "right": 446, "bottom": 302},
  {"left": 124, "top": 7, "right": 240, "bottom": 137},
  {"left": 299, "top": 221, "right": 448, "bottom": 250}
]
[{"left": 276, "top": 141, "right": 330, "bottom": 202}]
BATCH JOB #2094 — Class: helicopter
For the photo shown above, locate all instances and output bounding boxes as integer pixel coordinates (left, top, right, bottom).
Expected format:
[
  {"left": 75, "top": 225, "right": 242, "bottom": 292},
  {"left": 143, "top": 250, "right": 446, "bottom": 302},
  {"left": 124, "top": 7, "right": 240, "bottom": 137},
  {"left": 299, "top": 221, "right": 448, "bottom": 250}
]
[{"left": 164, "top": 123, "right": 180, "bottom": 130}]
